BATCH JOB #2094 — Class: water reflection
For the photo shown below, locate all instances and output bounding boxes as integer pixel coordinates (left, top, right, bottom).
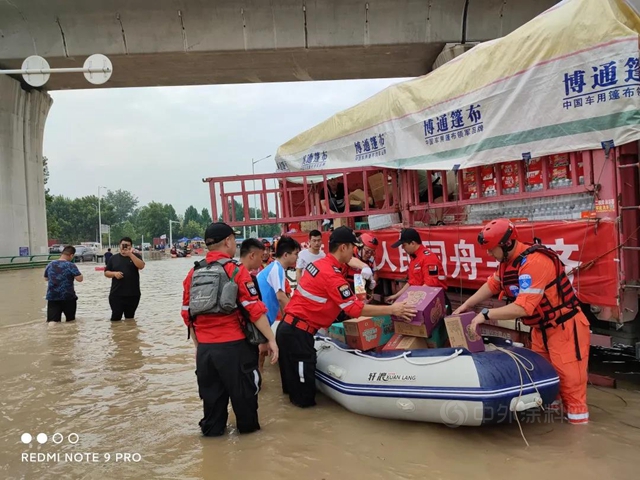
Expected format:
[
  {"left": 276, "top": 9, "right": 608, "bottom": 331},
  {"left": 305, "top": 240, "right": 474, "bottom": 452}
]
[{"left": 0, "top": 258, "right": 639, "bottom": 479}]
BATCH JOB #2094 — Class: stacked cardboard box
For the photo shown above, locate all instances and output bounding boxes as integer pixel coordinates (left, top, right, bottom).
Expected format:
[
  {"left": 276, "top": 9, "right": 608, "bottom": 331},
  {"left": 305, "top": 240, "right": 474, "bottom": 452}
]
[
  {"left": 444, "top": 312, "right": 486, "bottom": 352},
  {"left": 386, "top": 286, "right": 449, "bottom": 352},
  {"left": 341, "top": 315, "right": 394, "bottom": 351}
]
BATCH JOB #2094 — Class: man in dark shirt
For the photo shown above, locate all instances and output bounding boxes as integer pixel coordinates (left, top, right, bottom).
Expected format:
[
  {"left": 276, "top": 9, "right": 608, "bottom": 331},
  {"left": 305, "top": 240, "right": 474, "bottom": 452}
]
[
  {"left": 319, "top": 177, "right": 346, "bottom": 214},
  {"left": 104, "top": 237, "right": 145, "bottom": 321},
  {"left": 44, "top": 246, "right": 83, "bottom": 322},
  {"left": 104, "top": 248, "right": 113, "bottom": 264}
]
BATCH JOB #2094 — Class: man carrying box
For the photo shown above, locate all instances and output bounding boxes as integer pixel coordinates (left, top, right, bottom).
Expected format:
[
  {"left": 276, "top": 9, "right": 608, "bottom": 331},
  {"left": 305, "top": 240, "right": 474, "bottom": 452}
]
[
  {"left": 277, "top": 226, "right": 417, "bottom": 408},
  {"left": 385, "top": 228, "right": 450, "bottom": 313},
  {"left": 453, "top": 218, "right": 590, "bottom": 425}
]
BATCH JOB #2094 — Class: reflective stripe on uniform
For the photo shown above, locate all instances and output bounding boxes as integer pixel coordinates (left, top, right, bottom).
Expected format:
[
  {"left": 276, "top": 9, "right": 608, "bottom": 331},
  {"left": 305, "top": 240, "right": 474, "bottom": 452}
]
[
  {"left": 296, "top": 284, "right": 328, "bottom": 304},
  {"left": 567, "top": 412, "right": 589, "bottom": 420},
  {"left": 438, "top": 275, "right": 447, "bottom": 280},
  {"left": 339, "top": 300, "right": 354, "bottom": 309},
  {"left": 181, "top": 305, "right": 189, "bottom": 311},
  {"left": 253, "top": 369, "right": 260, "bottom": 395},
  {"left": 241, "top": 300, "right": 257, "bottom": 307},
  {"left": 298, "top": 361, "right": 305, "bottom": 383},
  {"left": 519, "top": 288, "right": 545, "bottom": 295}
]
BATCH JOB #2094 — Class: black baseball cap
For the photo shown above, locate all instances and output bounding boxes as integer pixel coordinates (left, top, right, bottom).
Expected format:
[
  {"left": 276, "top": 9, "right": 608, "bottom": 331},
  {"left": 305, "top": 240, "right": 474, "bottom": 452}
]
[
  {"left": 204, "top": 222, "right": 236, "bottom": 245},
  {"left": 329, "top": 226, "right": 361, "bottom": 246},
  {"left": 391, "top": 228, "right": 422, "bottom": 248}
]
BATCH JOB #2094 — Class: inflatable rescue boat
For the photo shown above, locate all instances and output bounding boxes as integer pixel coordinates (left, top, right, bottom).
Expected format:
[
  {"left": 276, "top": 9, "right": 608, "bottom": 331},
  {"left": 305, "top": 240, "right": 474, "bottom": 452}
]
[{"left": 313, "top": 336, "right": 559, "bottom": 426}]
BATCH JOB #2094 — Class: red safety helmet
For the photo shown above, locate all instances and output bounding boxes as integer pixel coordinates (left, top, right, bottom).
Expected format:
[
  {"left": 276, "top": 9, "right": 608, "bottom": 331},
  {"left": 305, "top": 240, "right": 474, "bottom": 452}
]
[
  {"left": 477, "top": 218, "right": 518, "bottom": 250},
  {"left": 360, "top": 233, "right": 379, "bottom": 251}
]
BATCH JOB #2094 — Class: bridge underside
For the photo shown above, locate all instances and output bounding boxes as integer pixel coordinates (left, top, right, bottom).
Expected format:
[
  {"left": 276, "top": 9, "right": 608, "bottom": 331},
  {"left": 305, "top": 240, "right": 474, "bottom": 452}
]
[{"left": 0, "top": 44, "right": 443, "bottom": 90}]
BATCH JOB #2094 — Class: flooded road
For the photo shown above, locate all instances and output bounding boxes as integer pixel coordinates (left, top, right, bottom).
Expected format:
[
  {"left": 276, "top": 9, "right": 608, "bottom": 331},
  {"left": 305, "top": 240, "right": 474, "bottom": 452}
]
[{"left": 1, "top": 258, "right": 639, "bottom": 480}]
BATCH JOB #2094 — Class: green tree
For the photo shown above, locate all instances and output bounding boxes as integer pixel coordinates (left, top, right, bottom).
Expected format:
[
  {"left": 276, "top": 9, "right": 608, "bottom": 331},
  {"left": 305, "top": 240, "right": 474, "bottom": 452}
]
[
  {"left": 218, "top": 199, "right": 282, "bottom": 238},
  {"left": 110, "top": 221, "right": 139, "bottom": 245},
  {"left": 104, "top": 189, "right": 139, "bottom": 224},
  {"left": 184, "top": 205, "right": 201, "bottom": 225},
  {"left": 183, "top": 220, "right": 203, "bottom": 239},
  {"left": 43, "top": 156, "right": 61, "bottom": 239},
  {"left": 46, "top": 195, "right": 115, "bottom": 244},
  {"left": 138, "top": 202, "right": 177, "bottom": 239},
  {"left": 200, "top": 207, "right": 212, "bottom": 227}
]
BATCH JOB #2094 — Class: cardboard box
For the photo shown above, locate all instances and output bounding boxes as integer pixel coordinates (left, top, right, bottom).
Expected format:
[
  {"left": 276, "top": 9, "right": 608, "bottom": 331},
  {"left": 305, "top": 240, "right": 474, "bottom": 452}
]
[
  {"left": 344, "top": 317, "right": 384, "bottom": 351},
  {"left": 371, "top": 315, "right": 395, "bottom": 346},
  {"left": 333, "top": 217, "right": 354, "bottom": 229},
  {"left": 353, "top": 273, "right": 367, "bottom": 300},
  {"left": 348, "top": 189, "right": 373, "bottom": 207},
  {"left": 392, "top": 286, "right": 446, "bottom": 337},
  {"left": 444, "top": 313, "right": 486, "bottom": 352},
  {"left": 368, "top": 173, "right": 387, "bottom": 202},
  {"left": 425, "top": 322, "right": 449, "bottom": 348},
  {"left": 393, "top": 320, "right": 432, "bottom": 338},
  {"left": 327, "top": 322, "right": 346, "bottom": 343},
  {"left": 301, "top": 221, "right": 319, "bottom": 232},
  {"left": 382, "top": 334, "right": 431, "bottom": 352}
]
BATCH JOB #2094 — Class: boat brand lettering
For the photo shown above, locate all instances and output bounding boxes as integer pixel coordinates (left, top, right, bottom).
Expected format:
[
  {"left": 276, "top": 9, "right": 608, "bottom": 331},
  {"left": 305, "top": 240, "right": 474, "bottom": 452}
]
[{"left": 367, "top": 372, "right": 417, "bottom": 383}]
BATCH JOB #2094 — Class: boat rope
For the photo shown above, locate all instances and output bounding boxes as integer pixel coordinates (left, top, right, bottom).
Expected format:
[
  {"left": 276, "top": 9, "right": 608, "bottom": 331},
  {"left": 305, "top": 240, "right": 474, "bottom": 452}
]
[
  {"left": 489, "top": 343, "right": 545, "bottom": 448},
  {"left": 316, "top": 337, "right": 464, "bottom": 365}
]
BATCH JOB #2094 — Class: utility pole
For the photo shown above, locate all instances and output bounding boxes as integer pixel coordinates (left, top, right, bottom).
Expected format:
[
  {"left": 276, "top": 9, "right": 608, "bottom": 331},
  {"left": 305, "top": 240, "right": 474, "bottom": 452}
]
[
  {"left": 98, "top": 186, "right": 107, "bottom": 251},
  {"left": 169, "top": 219, "right": 180, "bottom": 248}
]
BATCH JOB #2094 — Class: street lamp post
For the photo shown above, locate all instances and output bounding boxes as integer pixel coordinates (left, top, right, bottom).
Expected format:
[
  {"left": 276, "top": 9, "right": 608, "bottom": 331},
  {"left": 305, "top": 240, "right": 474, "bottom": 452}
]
[
  {"left": 251, "top": 155, "right": 272, "bottom": 238},
  {"left": 98, "top": 186, "right": 107, "bottom": 251},
  {"left": 169, "top": 219, "right": 180, "bottom": 249}
]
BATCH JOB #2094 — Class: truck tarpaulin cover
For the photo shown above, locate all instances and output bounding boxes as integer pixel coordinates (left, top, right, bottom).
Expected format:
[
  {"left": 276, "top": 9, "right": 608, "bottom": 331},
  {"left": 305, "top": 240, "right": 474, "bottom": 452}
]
[
  {"left": 290, "top": 220, "right": 619, "bottom": 307},
  {"left": 275, "top": 0, "right": 640, "bottom": 173}
]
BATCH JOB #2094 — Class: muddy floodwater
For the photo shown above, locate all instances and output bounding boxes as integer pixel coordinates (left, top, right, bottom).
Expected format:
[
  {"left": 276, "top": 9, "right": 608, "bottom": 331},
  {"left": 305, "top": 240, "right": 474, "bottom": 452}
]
[{"left": 1, "top": 258, "right": 639, "bottom": 480}]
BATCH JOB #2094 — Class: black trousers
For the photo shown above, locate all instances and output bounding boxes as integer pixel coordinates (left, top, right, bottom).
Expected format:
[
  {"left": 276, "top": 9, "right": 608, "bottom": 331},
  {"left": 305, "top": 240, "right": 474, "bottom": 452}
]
[
  {"left": 47, "top": 299, "right": 77, "bottom": 322},
  {"left": 109, "top": 295, "right": 141, "bottom": 321},
  {"left": 196, "top": 340, "right": 261, "bottom": 436},
  {"left": 276, "top": 321, "right": 317, "bottom": 408}
]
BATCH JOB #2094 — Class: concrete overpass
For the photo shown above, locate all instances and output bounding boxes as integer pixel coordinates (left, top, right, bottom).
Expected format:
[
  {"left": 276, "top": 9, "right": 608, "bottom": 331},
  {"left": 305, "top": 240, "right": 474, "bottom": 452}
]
[{"left": 0, "top": 0, "right": 556, "bottom": 257}]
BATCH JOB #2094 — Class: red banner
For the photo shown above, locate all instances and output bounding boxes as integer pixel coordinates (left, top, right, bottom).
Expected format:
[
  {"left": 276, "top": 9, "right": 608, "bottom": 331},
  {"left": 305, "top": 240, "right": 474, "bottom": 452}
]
[{"left": 289, "top": 221, "right": 619, "bottom": 307}]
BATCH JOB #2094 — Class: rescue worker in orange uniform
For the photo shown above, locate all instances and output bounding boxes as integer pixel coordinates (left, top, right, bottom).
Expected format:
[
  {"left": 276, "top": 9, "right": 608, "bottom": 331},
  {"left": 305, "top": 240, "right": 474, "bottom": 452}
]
[
  {"left": 277, "top": 226, "right": 417, "bottom": 408},
  {"left": 385, "top": 228, "right": 450, "bottom": 312},
  {"left": 455, "top": 218, "right": 590, "bottom": 425},
  {"left": 181, "top": 223, "right": 278, "bottom": 436},
  {"left": 343, "top": 233, "right": 379, "bottom": 292}
]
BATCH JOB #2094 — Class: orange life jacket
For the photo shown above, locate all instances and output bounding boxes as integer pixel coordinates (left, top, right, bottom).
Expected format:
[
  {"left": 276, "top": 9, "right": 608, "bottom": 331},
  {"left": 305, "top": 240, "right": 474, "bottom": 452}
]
[{"left": 500, "top": 243, "right": 581, "bottom": 328}]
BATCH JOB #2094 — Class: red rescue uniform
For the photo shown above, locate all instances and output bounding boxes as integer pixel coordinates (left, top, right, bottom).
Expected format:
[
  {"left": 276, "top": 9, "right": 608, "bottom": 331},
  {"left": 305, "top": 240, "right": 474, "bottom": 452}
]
[
  {"left": 181, "top": 250, "right": 268, "bottom": 437},
  {"left": 408, "top": 248, "right": 447, "bottom": 290},
  {"left": 278, "top": 254, "right": 365, "bottom": 407},
  {"left": 487, "top": 242, "right": 590, "bottom": 424},
  {"left": 285, "top": 254, "right": 365, "bottom": 331},
  {"left": 181, "top": 251, "right": 267, "bottom": 343}
]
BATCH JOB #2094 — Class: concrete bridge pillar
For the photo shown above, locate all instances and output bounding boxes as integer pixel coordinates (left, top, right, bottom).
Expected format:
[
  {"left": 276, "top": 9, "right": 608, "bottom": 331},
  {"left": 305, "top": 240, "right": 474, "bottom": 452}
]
[{"left": 0, "top": 75, "right": 52, "bottom": 258}]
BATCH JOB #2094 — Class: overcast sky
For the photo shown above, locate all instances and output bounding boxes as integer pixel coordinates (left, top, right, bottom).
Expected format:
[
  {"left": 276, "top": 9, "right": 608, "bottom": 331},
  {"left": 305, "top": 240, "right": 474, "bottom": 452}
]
[{"left": 44, "top": 78, "right": 407, "bottom": 216}]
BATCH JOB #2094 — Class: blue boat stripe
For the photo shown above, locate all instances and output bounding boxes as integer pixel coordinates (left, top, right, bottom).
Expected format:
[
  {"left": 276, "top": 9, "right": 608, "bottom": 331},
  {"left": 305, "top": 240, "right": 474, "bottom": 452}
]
[
  {"left": 316, "top": 374, "right": 560, "bottom": 397},
  {"left": 317, "top": 376, "right": 559, "bottom": 401},
  {"left": 315, "top": 371, "right": 559, "bottom": 400},
  {"left": 315, "top": 370, "right": 559, "bottom": 395}
]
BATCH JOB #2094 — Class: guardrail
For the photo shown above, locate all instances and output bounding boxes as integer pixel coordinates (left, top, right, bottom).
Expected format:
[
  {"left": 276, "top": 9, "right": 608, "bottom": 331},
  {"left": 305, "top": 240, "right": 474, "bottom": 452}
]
[{"left": 0, "top": 254, "right": 59, "bottom": 271}]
